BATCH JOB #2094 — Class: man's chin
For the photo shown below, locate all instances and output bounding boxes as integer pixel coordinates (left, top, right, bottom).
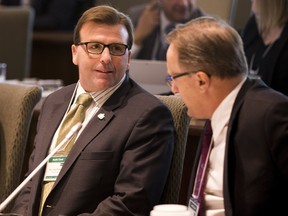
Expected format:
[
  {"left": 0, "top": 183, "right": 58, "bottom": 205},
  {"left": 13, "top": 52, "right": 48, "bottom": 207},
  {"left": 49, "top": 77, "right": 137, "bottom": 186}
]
[{"left": 81, "top": 81, "right": 110, "bottom": 92}]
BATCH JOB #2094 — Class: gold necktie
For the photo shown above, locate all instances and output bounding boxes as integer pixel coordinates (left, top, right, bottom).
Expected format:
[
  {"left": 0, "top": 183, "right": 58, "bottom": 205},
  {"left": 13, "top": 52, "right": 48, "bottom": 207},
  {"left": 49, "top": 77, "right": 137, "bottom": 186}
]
[
  {"left": 39, "top": 93, "right": 93, "bottom": 215},
  {"left": 56, "top": 93, "right": 93, "bottom": 153}
]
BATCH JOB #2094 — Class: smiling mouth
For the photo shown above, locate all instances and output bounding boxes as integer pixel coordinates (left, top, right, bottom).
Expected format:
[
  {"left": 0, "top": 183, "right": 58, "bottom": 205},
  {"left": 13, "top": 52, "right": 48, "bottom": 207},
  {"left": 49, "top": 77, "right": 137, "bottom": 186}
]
[{"left": 96, "top": 70, "right": 113, "bottom": 74}]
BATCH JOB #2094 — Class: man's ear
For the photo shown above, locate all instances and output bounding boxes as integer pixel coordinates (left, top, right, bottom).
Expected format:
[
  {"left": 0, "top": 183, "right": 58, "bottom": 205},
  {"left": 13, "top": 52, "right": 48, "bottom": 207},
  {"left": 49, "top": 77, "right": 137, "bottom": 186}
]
[
  {"left": 71, "top": 44, "right": 78, "bottom": 65},
  {"left": 195, "top": 71, "right": 210, "bottom": 90},
  {"left": 126, "top": 50, "right": 131, "bottom": 72}
]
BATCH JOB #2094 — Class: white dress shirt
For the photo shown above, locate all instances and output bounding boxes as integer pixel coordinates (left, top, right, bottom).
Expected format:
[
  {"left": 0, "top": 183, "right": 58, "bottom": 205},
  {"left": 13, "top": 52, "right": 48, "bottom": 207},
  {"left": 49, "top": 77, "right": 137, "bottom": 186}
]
[{"left": 204, "top": 78, "right": 245, "bottom": 216}]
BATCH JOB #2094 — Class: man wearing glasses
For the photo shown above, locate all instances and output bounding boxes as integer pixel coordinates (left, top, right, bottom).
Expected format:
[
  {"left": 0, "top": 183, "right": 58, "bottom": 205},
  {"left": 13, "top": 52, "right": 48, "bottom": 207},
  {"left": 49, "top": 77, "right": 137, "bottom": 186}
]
[
  {"left": 11, "top": 5, "right": 174, "bottom": 216},
  {"left": 166, "top": 17, "right": 288, "bottom": 216}
]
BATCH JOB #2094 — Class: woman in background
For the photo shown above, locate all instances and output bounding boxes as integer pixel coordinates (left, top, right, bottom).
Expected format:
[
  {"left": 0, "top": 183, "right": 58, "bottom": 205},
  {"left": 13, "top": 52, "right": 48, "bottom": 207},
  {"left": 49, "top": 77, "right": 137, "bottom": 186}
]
[{"left": 242, "top": 0, "right": 288, "bottom": 95}]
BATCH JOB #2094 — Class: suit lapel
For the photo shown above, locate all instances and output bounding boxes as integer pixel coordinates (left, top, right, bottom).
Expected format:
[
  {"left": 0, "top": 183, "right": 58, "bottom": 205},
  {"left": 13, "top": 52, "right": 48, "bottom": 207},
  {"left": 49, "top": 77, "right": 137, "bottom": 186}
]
[
  {"left": 223, "top": 78, "right": 261, "bottom": 214},
  {"left": 30, "top": 86, "right": 75, "bottom": 210},
  {"left": 53, "top": 108, "right": 114, "bottom": 186},
  {"left": 51, "top": 76, "right": 133, "bottom": 189},
  {"left": 35, "top": 88, "right": 74, "bottom": 163}
]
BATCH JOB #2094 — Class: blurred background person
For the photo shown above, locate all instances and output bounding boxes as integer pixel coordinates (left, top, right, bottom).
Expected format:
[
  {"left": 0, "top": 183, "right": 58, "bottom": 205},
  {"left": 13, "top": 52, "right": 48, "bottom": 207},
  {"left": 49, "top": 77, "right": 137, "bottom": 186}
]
[
  {"left": 128, "top": 0, "right": 205, "bottom": 60},
  {"left": 0, "top": 0, "right": 20, "bottom": 5},
  {"left": 242, "top": 0, "right": 288, "bottom": 95},
  {"left": 31, "top": 0, "right": 95, "bottom": 31}
]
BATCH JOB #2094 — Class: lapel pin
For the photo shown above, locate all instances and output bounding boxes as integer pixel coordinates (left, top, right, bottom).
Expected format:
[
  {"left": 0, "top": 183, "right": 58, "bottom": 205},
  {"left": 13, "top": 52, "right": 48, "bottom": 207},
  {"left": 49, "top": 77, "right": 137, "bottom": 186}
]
[{"left": 97, "top": 113, "right": 105, "bottom": 120}]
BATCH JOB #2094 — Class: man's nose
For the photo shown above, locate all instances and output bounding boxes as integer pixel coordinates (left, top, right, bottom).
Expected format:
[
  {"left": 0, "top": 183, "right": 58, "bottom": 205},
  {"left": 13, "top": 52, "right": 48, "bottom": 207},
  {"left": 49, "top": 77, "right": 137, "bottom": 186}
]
[{"left": 99, "top": 47, "right": 112, "bottom": 64}]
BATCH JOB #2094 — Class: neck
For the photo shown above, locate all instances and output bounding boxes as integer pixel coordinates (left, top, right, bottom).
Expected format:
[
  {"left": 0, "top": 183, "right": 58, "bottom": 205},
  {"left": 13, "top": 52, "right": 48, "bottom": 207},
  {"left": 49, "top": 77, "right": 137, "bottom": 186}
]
[
  {"left": 208, "top": 75, "right": 245, "bottom": 117},
  {"left": 262, "top": 25, "right": 284, "bottom": 45}
]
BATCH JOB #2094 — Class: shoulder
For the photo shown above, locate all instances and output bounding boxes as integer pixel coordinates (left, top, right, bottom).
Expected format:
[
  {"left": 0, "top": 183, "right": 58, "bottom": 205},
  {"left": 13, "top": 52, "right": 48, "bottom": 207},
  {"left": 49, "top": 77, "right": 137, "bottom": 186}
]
[
  {"left": 43, "top": 83, "right": 76, "bottom": 104},
  {"left": 128, "top": 78, "right": 170, "bottom": 108},
  {"left": 118, "top": 78, "right": 173, "bottom": 120},
  {"left": 237, "top": 78, "right": 288, "bottom": 107},
  {"left": 231, "top": 79, "right": 288, "bottom": 131}
]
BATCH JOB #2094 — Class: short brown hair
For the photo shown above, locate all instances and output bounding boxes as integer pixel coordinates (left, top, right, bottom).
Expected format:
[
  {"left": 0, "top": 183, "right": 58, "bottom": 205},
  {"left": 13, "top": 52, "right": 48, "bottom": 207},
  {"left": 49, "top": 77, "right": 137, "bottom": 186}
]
[
  {"left": 73, "top": 5, "right": 134, "bottom": 50},
  {"left": 167, "top": 17, "right": 248, "bottom": 78}
]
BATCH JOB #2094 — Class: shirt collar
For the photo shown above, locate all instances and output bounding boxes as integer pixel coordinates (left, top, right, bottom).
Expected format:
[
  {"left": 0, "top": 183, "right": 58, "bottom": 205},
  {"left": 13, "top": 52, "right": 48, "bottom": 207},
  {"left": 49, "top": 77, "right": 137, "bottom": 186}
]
[
  {"left": 75, "top": 73, "right": 126, "bottom": 106},
  {"left": 211, "top": 78, "right": 246, "bottom": 139},
  {"left": 160, "top": 11, "right": 171, "bottom": 35}
]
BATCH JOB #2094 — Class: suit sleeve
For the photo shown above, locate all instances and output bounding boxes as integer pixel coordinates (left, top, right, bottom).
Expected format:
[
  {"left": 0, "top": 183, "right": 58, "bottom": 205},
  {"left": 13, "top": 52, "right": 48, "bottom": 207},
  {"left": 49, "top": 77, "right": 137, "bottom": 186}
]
[
  {"left": 91, "top": 103, "right": 174, "bottom": 216},
  {"left": 266, "top": 100, "right": 288, "bottom": 176}
]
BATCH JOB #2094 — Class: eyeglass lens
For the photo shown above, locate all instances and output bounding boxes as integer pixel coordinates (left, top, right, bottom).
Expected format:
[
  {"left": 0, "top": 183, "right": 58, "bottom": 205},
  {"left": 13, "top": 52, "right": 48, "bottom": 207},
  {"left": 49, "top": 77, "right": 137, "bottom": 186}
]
[{"left": 86, "top": 42, "right": 127, "bottom": 56}]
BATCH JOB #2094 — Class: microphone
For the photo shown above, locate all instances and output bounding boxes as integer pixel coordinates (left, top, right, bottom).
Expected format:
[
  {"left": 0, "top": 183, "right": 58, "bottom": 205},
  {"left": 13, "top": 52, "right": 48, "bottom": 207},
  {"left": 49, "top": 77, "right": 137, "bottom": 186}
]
[
  {"left": 58, "top": 213, "right": 113, "bottom": 216},
  {"left": 95, "top": 214, "right": 113, "bottom": 216},
  {"left": 0, "top": 123, "right": 83, "bottom": 212}
]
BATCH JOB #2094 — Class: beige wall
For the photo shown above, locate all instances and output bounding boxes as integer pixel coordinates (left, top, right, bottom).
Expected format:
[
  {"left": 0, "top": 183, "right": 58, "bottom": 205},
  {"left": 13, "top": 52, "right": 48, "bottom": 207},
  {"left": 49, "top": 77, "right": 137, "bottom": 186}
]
[
  {"left": 197, "top": 0, "right": 251, "bottom": 30},
  {"left": 96, "top": 0, "right": 251, "bottom": 30},
  {"left": 96, "top": 0, "right": 147, "bottom": 12},
  {"left": 197, "top": 0, "right": 233, "bottom": 22}
]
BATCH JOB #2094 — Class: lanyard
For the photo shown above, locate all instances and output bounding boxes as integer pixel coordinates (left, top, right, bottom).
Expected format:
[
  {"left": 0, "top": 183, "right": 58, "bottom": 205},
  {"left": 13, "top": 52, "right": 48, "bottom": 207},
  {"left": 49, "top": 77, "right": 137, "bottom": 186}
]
[{"left": 192, "top": 140, "right": 213, "bottom": 199}]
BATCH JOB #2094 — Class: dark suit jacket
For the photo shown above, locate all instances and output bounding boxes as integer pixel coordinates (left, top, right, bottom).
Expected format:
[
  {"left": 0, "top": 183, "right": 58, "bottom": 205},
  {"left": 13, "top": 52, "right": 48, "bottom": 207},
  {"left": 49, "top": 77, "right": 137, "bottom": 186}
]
[
  {"left": 242, "top": 15, "right": 288, "bottom": 95},
  {"left": 188, "top": 78, "right": 288, "bottom": 216},
  {"left": 128, "top": 4, "right": 205, "bottom": 60},
  {"left": 12, "top": 76, "right": 174, "bottom": 216}
]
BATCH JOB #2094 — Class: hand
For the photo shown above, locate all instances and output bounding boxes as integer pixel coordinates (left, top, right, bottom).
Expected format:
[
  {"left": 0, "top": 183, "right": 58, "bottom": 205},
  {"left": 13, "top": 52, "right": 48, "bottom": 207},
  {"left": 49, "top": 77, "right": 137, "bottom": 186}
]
[{"left": 134, "top": 1, "right": 160, "bottom": 46}]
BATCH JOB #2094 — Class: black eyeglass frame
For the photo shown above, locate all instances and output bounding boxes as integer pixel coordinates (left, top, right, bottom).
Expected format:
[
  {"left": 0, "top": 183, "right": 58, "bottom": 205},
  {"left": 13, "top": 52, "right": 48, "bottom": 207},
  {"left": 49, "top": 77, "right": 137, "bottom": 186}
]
[
  {"left": 166, "top": 71, "right": 211, "bottom": 86},
  {"left": 166, "top": 71, "right": 197, "bottom": 86},
  {"left": 76, "top": 42, "right": 129, "bottom": 56}
]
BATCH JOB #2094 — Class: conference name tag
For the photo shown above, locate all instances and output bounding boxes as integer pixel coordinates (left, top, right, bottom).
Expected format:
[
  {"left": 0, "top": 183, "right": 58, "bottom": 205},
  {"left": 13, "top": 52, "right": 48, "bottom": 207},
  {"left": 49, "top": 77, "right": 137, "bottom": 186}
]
[
  {"left": 188, "top": 196, "right": 200, "bottom": 216},
  {"left": 43, "top": 156, "right": 67, "bottom": 181}
]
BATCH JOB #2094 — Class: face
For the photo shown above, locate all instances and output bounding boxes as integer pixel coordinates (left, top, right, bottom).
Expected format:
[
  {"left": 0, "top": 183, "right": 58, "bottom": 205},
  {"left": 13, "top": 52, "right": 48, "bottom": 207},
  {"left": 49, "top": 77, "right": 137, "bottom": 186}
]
[
  {"left": 160, "top": 0, "right": 196, "bottom": 23},
  {"left": 166, "top": 43, "right": 208, "bottom": 118},
  {"left": 72, "top": 22, "right": 131, "bottom": 92},
  {"left": 251, "top": 0, "right": 259, "bottom": 17}
]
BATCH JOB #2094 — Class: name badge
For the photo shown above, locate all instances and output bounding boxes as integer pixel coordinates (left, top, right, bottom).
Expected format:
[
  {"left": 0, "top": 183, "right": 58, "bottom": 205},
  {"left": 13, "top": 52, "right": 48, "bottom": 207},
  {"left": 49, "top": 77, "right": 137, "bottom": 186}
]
[
  {"left": 188, "top": 196, "right": 200, "bottom": 216},
  {"left": 43, "top": 156, "right": 67, "bottom": 181}
]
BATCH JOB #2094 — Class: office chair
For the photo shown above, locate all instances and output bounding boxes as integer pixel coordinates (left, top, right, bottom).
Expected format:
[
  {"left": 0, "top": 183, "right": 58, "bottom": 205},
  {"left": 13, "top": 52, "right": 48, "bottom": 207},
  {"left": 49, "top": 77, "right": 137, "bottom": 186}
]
[
  {"left": 0, "top": 83, "right": 42, "bottom": 212},
  {"left": 156, "top": 95, "right": 191, "bottom": 204},
  {"left": 0, "top": 6, "right": 34, "bottom": 80}
]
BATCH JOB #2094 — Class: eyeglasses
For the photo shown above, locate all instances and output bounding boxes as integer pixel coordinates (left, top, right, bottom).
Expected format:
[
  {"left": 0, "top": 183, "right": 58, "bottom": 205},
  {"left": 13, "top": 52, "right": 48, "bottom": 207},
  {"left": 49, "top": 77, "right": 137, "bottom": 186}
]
[
  {"left": 166, "top": 71, "right": 197, "bottom": 87},
  {"left": 76, "top": 42, "right": 128, "bottom": 56}
]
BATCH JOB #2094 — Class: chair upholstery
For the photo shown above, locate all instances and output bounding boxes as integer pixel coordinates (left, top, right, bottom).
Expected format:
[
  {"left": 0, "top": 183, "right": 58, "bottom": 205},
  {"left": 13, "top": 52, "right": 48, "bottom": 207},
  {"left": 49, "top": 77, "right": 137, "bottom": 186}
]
[
  {"left": 0, "top": 83, "right": 42, "bottom": 212},
  {"left": 156, "top": 95, "right": 191, "bottom": 204},
  {"left": 0, "top": 6, "right": 34, "bottom": 80}
]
